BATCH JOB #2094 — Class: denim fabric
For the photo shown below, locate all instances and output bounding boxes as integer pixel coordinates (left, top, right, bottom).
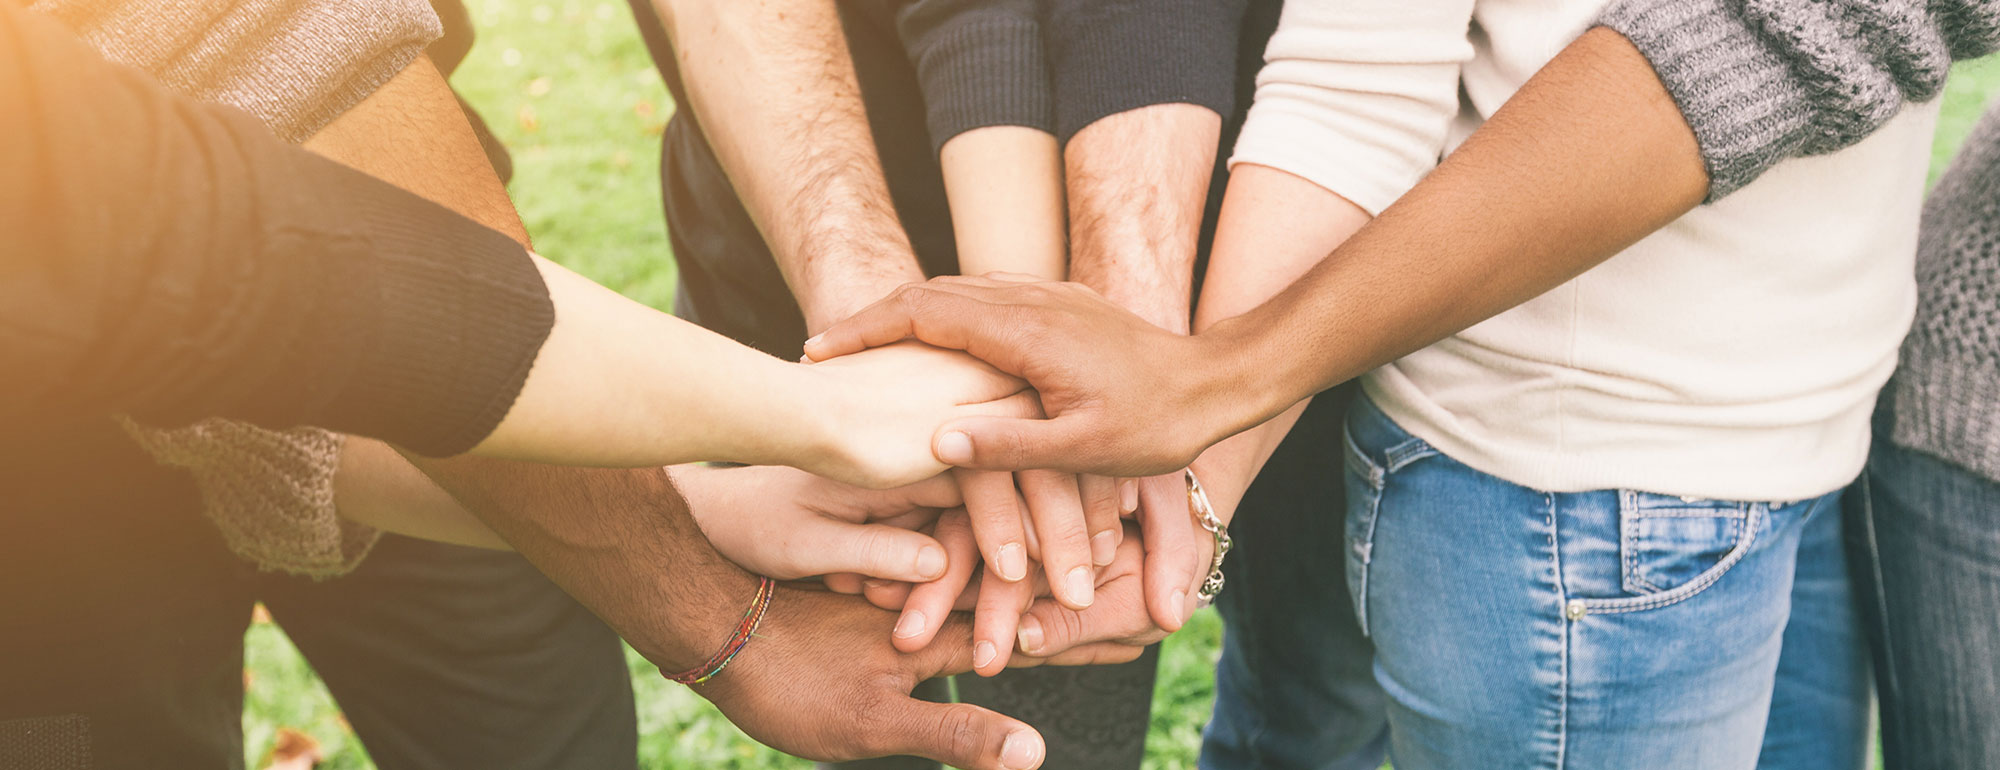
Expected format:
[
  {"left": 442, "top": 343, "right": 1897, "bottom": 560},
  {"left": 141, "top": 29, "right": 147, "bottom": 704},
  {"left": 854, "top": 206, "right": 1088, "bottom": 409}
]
[
  {"left": 1200, "top": 388, "right": 1390, "bottom": 770},
  {"left": 1849, "top": 405, "right": 2000, "bottom": 770},
  {"left": 1343, "top": 396, "right": 1867, "bottom": 770}
]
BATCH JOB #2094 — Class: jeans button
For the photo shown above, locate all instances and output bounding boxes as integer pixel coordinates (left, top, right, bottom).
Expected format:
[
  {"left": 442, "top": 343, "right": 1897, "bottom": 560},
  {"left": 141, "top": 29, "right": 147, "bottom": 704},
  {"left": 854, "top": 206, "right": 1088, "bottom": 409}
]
[{"left": 1564, "top": 599, "right": 1587, "bottom": 621}]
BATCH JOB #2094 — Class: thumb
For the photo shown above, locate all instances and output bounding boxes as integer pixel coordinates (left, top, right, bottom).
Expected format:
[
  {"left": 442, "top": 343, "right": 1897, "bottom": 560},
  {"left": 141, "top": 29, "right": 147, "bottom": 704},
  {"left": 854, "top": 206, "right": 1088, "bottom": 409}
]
[
  {"left": 874, "top": 699, "right": 1045, "bottom": 770},
  {"left": 934, "top": 415, "right": 1094, "bottom": 472},
  {"left": 782, "top": 519, "right": 950, "bottom": 583}
]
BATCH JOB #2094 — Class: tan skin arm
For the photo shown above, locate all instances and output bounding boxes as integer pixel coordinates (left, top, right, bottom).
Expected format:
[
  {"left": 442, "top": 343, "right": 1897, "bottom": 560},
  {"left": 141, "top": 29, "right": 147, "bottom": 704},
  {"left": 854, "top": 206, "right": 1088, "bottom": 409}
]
[{"left": 309, "top": 54, "right": 1060, "bottom": 770}]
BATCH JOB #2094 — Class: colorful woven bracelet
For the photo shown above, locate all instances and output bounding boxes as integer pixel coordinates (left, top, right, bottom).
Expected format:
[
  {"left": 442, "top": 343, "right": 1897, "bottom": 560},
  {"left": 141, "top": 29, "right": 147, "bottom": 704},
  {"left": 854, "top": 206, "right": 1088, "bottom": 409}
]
[{"left": 664, "top": 576, "right": 775, "bottom": 685}]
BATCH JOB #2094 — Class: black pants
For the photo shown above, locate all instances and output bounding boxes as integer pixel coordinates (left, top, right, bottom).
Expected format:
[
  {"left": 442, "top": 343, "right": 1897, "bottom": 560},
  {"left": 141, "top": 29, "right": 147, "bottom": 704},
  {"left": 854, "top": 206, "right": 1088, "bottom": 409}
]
[{"left": 0, "top": 418, "right": 637, "bottom": 770}]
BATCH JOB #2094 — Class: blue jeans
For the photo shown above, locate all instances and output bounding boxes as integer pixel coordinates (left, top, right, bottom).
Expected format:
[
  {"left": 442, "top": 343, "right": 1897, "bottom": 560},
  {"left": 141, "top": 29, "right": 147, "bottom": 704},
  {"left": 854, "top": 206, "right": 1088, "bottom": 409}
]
[
  {"left": 1849, "top": 403, "right": 2000, "bottom": 769},
  {"left": 1201, "top": 389, "right": 1390, "bottom": 770},
  {"left": 1343, "top": 395, "right": 1868, "bottom": 770}
]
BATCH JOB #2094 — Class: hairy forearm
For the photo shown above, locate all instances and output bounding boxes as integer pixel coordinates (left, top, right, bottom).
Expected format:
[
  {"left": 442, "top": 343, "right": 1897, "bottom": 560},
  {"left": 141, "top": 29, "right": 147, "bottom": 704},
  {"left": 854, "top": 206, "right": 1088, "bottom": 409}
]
[
  {"left": 1189, "top": 164, "right": 1372, "bottom": 521},
  {"left": 1063, "top": 104, "right": 1218, "bottom": 333},
  {"left": 412, "top": 456, "right": 757, "bottom": 670},
  {"left": 940, "top": 125, "right": 1066, "bottom": 280},
  {"left": 1207, "top": 28, "right": 1706, "bottom": 432},
  {"left": 658, "top": 0, "right": 920, "bottom": 332}
]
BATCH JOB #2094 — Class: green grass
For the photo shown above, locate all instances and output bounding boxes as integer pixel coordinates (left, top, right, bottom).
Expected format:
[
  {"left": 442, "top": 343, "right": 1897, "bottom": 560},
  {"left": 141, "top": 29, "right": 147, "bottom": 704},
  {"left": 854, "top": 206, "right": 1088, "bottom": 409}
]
[{"left": 239, "top": 2, "right": 2000, "bottom": 767}]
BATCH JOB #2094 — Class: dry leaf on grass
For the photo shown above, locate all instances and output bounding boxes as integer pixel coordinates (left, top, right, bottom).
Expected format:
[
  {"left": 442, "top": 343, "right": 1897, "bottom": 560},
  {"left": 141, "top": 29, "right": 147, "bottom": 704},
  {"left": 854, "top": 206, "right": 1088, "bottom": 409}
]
[{"left": 261, "top": 727, "right": 323, "bottom": 770}]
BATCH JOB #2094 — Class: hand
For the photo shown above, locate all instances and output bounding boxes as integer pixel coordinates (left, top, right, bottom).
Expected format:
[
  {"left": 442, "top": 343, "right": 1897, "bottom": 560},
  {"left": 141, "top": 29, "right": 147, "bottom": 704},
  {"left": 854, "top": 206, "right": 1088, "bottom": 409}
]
[
  {"left": 803, "top": 276, "right": 1250, "bottom": 478},
  {"left": 695, "top": 586, "right": 1050, "bottom": 770},
  {"left": 813, "top": 343, "right": 1112, "bottom": 609},
  {"left": 674, "top": 463, "right": 959, "bottom": 583},
  {"left": 803, "top": 341, "right": 1036, "bottom": 488},
  {"left": 876, "top": 474, "right": 1206, "bottom": 672},
  {"left": 1013, "top": 502, "right": 1212, "bottom": 661}
]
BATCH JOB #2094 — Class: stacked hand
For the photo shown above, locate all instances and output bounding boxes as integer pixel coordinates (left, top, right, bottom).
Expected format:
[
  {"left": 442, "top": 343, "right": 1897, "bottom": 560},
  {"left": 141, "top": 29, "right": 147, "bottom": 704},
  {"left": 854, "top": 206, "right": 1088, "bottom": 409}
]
[
  {"left": 806, "top": 343, "right": 1133, "bottom": 610},
  {"left": 804, "top": 276, "right": 1263, "bottom": 477}
]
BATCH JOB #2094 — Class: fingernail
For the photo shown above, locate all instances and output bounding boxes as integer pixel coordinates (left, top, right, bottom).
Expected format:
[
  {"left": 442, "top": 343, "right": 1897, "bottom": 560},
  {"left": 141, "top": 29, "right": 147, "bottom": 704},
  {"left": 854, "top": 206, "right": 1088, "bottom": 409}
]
[
  {"left": 997, "top": 543, "right": 1027, "bottom": 582},
  {"left": 1065, "top": 566, "right": 1095, "bottom": 608},
  {"left": 1120, "top": 481, "right": 1138, "bottom": 513},
  {"left": 1000, "top": 730, "right": 1043, "bottom": 770},
  {"left": 937, "top": 431, "right": 974, "bottom": 465},
  {"left": 894, "top": 610, "right": 928, "bottom": 639},
  {"left": 973, "top": 640, "right": 997, "bottom": 669},
  {"left": 1170, "top": 590, "right": 1188, "bottom": 627},
  {"left": 1090, "top": 530, "right": 1118, "bottom": 565},
  {"left": 803, "top": 333, "right": 823, "bottom": 350},
  {"left": 915, "top": 544, "right": 947, "bottom": 579},
  {"left": 1016, "top": 615, "right": 1044, "bottom": 654}
]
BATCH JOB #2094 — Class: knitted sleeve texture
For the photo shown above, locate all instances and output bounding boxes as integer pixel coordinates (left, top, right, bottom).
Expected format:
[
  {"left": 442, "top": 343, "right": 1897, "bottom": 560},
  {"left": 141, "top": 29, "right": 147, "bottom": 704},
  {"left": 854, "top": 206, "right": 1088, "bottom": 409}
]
[
  {"left": 898, "top": 0, "right": 1053, "bottom": 153},
  {"left": 1890, "top": 103, "right": 2000, "bottom": 483},
  {"left": 1600, "top": 0, "right": 2000, "bottom": 200},
  {"left": 6, "top": 1, "right": 547, "bottom": 576},
  {"left": 1045, "top": 0, "right": 1248, "bottom": 143}
]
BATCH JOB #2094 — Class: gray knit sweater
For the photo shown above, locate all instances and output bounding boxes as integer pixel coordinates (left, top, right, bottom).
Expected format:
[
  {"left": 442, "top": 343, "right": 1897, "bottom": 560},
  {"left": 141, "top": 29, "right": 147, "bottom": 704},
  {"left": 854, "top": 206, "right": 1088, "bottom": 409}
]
[
  {"left": 1601, "top": 0, "right": 2000, "bottom": 482},
  {"left": 1890, "top": 104, "right": 2000, "bottom": 482},
  {"left": 1604, "top": 0, "right": 2000, "bottom": 200}
]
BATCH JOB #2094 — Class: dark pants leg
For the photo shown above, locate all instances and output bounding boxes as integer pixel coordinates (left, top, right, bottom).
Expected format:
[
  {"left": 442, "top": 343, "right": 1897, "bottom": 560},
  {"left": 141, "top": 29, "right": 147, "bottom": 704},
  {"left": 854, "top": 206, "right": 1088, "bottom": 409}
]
[
  {"left": 1848, "top": 402, "right": 2000, "bottom": 770},
  {"left": 260, "top": 535, "right": 640, "bottom": 770},
  {"left": 0, "top": 421, "right": 257, "bottom": 770},
  {"left": 1200, "top": 387, "right": 1390, "bottom": 770},
  {"left": 824, "top": 652, "right": 1161, "bottom": 770}
]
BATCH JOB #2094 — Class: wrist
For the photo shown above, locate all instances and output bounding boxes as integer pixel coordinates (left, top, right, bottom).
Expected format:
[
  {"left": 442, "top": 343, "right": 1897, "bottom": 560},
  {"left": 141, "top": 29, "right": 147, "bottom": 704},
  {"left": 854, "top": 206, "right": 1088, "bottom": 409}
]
[
  {"left": 1197, "top": 314, "right": 1308, "bottom": 440},
  {"left": 796, "top": 261, "right": 922, "bottom": 335}
]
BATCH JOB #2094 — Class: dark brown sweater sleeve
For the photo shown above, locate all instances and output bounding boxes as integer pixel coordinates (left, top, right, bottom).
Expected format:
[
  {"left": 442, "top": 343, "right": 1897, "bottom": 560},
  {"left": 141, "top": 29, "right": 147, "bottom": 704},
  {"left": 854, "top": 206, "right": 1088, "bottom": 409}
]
[{"left": 0, "top": 4, "right": 552, "bottom": 456}]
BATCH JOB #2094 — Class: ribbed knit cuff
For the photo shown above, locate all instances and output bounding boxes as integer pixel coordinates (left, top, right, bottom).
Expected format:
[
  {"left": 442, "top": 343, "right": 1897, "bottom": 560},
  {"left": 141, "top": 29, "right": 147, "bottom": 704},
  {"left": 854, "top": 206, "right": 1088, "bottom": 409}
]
[
  {"left": 910, "top": 15, "right": 1053, "bottom": 152},
  {"left": 312, "top": 155, "right": 553, "bottom": 457},
  {"left": 1047, "top": 0, "right": 1245, "bottom": 144},
  {"left": 1890, "top": 340, "right": 2000, "bottom": 483},
  {"left": 1597, "top": 0, "right": 1817, "bottom": 201}
]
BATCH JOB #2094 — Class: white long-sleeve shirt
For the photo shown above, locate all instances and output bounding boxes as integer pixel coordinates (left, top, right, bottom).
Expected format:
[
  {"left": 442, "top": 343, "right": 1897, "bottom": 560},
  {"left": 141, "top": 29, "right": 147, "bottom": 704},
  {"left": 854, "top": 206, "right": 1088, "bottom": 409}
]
[{"left": 1231, "top": 0, "right": 1938, "bottom": 501}]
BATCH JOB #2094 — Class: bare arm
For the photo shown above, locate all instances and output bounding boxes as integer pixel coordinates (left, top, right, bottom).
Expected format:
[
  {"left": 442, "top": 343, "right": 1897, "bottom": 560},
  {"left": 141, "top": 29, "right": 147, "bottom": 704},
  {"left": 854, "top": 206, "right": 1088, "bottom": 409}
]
[
  {"left": 657, "top": 0, "right": 921, "bottom": 332},
  {"left": 804, "top": 28, "right": 1704, "bottom": 477},
  {"left": 1187, "top": 164, "right": 1371, "bottom": 521}
]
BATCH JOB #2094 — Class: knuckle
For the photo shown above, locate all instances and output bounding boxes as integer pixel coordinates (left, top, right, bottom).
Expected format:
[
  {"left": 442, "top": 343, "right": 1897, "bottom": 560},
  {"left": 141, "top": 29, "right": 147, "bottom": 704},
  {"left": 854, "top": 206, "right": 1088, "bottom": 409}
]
[{"left": 933, "top": 704, "right": 987, "bottom": 761}]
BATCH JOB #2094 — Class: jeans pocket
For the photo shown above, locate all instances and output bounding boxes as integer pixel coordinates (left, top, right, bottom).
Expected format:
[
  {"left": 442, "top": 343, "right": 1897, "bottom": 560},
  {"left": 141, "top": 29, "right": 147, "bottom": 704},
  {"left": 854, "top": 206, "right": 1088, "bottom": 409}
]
[
  {"left": 1584, "top": 492, "right": 1766, "bottom": 615},
  {"left": 1342, "top": 428, "right": 1385, "bottom": 636}
]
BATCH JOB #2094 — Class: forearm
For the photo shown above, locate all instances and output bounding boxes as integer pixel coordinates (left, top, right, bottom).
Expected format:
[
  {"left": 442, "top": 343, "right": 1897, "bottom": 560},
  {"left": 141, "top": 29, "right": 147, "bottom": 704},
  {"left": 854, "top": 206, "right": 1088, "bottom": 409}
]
[
  {"left": 940, "top": 126, "right": 1066, "bottom": 280},
  {"left": 1189, "top": 164, "right": 1372, "bottom": 521},
  {"left": 335, "top": 438, "right": 508, "bottom": 549},
  {"left": 657, "top": 0, "right": 921, "bottom": 331},
  {"left": 309, "top": 53, "right": 825, "bottom": 470},
  {"left": 1063, "top": 104, "right": 1219, "bottom": 333},
  {"left": 476, "top": 256, "right": 824, "bottom": 468},
  {"left": 410, "top": 455, "right": 757, "bottom": 670},
  {"left": 1205, "top": 28, "right": 1706, "bottom": 434}
]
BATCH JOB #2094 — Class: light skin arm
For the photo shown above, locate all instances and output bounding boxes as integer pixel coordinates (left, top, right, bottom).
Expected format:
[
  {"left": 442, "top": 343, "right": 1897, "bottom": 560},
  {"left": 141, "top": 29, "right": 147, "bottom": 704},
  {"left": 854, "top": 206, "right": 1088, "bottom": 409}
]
[
  {"left": 655, "top": 0, "right": 922, "bottom": 332},
  {"left": 804, "top": 28, "right": 1707, "bottom": 478},
  {"left": 1186, "top": 164, "right": 1372, "bottom": 522},
  {"left": 315, "top": 55, "right": 1055, "bottom": 770},
  {"left": 924, "top": 123, "right": 1107, "bottom": 671}
]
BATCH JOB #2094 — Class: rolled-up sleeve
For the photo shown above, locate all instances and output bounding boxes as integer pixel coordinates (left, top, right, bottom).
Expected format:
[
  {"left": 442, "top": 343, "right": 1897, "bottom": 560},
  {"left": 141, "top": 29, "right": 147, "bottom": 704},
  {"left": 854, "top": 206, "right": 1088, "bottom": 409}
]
[{"left": 1228, "top": 0, "right": 1475, "bottom": 215}]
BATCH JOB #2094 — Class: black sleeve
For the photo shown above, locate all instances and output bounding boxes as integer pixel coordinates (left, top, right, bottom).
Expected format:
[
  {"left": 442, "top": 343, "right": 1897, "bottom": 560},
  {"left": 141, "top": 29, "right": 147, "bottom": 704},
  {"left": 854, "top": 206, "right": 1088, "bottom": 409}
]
[
  {"left": 1044, "top": 0, "right": 1249, "bottom": 144},
  {"left": 896, "top": 0, "right": 1053, "bottom": 153},
  {"left": 1, "top": 4, "right": 552, "bottom": 456}
]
